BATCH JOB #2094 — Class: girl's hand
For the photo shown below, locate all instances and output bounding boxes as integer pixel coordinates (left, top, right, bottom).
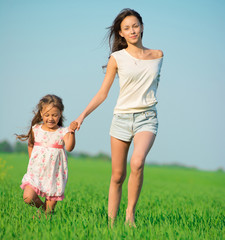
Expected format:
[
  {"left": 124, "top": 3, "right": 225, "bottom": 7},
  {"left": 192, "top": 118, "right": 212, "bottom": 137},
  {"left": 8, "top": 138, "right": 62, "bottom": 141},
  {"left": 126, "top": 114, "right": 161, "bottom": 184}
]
[{"left": 69, "top": 121, "right": 78, "bottom": 133}]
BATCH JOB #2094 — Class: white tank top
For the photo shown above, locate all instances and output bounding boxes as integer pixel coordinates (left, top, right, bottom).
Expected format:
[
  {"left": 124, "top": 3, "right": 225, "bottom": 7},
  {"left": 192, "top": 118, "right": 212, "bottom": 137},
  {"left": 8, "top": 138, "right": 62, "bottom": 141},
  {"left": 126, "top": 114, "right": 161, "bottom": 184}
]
[{"left": 111, "top": 49, "right": 163, "bottom": 114}]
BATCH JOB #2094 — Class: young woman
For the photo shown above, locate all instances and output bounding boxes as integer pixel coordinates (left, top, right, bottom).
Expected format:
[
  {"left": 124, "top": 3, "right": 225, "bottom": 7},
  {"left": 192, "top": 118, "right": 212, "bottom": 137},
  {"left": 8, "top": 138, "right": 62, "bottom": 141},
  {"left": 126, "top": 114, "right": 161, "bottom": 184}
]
[{"left": 74, "top": 8, "right": 163, "bottom": 226}]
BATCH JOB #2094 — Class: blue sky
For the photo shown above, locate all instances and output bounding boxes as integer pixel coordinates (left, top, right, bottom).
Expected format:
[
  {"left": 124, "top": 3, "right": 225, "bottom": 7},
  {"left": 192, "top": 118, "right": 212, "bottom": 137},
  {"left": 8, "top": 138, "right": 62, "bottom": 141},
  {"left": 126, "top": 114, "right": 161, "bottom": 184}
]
[{"left": 0, "top": 0, "right": 225, "bottom": 170}]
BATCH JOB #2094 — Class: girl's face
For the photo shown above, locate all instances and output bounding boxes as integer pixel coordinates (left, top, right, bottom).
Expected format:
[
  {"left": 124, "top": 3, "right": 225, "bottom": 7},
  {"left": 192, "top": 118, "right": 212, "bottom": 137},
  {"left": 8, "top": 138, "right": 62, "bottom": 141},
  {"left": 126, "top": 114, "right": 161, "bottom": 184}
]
[
  {"left": 41, "top": 105, "right": 61, "bottom": 130},
  {"left": 119, "top": 15, "right": 143, "bottom": 45}
]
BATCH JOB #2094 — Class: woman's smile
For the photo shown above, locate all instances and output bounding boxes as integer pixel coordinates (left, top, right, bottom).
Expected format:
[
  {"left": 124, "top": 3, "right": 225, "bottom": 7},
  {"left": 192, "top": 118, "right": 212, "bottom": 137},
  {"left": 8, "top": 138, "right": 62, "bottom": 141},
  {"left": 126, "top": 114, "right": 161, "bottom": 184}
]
[{"left": 130, "top": 35, "right": 138, "bottom": 39}]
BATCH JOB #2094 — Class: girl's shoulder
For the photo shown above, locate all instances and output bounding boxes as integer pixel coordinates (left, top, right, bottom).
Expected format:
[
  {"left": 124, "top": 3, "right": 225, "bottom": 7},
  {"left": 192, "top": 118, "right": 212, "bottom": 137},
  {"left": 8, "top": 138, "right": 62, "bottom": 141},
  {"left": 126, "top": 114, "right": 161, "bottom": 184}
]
[
  {"left": 32, "top": 124, "right": 41, "bottom": 130},
  {"left": 58, "top": 126, "right": 69, "bottom": 136}
]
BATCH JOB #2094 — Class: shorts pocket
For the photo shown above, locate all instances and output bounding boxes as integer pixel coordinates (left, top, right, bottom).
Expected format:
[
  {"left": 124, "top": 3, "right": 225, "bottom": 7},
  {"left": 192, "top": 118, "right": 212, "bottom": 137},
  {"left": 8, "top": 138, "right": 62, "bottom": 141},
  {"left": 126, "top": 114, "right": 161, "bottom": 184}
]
[
  {"left": 144, "top": 110, "right": 157, "bottom": 119},
  {"left": 113, "top": 113, "right": 129, "bottom": 120}
]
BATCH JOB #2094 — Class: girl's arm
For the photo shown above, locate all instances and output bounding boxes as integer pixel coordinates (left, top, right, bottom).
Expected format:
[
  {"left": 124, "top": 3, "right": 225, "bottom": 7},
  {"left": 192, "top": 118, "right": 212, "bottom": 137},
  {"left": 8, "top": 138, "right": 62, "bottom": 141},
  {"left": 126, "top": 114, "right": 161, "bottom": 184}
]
[
  {"left": 28, "top": 145, "right": 33, "bottom": 158},
  {"left": 63, "top": 122, "right": 78, "bottom": 152},
  {"left": 64, "top": 132, "right": 75, "bottom": 152},
  {"left": 75, "top": 56, "right": 117, "bottom": 130},
  {"left": 28, "top": 130, "right": 34, "bottom": 158}
]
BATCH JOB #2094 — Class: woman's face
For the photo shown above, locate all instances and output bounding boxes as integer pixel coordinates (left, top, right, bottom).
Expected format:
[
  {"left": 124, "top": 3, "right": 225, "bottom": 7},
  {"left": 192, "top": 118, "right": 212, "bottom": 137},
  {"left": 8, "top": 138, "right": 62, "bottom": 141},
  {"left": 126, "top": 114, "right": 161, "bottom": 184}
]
[{"left": 119, "top": 15, "right": 143, "bottom": 45}]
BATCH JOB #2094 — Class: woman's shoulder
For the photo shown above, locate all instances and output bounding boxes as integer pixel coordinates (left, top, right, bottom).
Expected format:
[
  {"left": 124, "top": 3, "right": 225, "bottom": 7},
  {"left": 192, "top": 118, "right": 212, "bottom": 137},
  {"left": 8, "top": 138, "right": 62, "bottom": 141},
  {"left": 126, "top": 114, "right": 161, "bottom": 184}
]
[
  {"left": 111, "top": 49, "right": 125, "bottom": 57},
  {"left": 110, "top": 49, "right": 125, "bottom": 67},
  {"left": 110, "top": 49, "right": 128, "bottom": 64},
  {"left": 148, "top": 49, "right": 164, "bottom": 58},
  {"left": 156, "top": 49, "right": 164, "bottom": 58}
]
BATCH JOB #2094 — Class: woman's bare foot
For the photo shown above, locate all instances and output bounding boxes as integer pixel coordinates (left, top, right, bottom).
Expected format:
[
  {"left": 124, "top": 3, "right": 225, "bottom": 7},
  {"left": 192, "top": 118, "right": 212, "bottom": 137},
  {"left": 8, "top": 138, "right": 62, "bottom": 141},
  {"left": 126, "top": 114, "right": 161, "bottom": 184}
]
[
  {"left": 125, "top": 209, "right": 136, "bottom": 228},
  {"left": 108, "top": 216, "right": 115, "bottom": 228}
]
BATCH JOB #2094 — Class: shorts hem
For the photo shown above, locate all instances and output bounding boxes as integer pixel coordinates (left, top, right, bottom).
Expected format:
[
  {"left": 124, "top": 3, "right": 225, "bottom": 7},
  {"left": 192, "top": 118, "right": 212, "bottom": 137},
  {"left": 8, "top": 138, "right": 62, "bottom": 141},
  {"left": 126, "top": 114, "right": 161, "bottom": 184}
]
[
  {"left": 109, "top": 133, "right": 132, "bottom": 142},
  {"left": 134, "top": 129, "right": 158, "bottom": 136}
]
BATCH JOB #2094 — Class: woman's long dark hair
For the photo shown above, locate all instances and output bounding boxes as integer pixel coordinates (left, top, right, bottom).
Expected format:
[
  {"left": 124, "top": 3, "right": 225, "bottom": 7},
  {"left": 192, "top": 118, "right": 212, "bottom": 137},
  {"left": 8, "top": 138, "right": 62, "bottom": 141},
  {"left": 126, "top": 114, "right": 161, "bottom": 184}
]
[
  {"left": 107, "top": 8, "right": 144, "bottom": 53},
  {"left": 16, "top": 94, "right": 65, "bottom": 145}
]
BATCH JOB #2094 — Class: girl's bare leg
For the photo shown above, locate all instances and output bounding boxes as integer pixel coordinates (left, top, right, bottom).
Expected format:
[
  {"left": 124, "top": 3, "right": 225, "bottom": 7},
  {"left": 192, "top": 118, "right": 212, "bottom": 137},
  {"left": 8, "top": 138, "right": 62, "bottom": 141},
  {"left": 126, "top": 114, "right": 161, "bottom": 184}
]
[
  {"left": 108, "top": 136, "right": 130, "bottom": 226},
  {"left": 126, "top": 131, "right": 156, "bottom": 226},
  {"left": 45, "top": 200, "right": 57, "bottom": 214},
  {"left": 23, "top": 185, "right": 45, "bottom": 209}
]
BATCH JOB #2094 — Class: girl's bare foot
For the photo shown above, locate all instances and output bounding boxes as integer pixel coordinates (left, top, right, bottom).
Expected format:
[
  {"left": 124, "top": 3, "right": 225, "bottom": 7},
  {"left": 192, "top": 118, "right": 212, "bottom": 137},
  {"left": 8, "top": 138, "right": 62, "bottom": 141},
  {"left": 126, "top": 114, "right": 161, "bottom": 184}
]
[{"left": 32, "top": 209, "right": 42, "bottom": 219}]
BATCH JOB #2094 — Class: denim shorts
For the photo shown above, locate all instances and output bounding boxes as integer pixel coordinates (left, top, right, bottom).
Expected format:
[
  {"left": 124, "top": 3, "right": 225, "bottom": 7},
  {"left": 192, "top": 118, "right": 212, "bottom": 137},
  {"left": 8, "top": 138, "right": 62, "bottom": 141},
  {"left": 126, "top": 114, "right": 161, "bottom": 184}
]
[{"left": 109, "top": 109, "right": 158, "bottom": 142}]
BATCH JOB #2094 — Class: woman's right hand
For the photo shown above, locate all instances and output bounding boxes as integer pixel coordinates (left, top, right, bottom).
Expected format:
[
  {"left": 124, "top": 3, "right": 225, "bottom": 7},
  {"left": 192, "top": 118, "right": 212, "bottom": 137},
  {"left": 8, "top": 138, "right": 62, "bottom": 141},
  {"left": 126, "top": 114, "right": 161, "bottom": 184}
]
[{"left": 74, "top": 114, "right": 85, "bottom": 131}]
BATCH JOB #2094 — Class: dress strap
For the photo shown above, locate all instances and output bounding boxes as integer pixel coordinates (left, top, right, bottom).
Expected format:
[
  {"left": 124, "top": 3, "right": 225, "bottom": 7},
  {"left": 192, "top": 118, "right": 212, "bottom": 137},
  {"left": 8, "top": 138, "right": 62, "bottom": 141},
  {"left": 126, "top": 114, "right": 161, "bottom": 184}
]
[{"left": 34, "top": 142, "right": 64, "bottom": 149}]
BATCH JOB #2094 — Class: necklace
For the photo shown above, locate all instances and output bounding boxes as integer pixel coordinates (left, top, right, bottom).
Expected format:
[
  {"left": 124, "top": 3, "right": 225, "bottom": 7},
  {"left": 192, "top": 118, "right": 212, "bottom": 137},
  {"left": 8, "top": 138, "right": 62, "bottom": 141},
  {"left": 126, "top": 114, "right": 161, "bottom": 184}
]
[
  {"left": 134, "top": 58, "right": 141, "bottom": 65},
  {"left": 125, "top": 48, "right": 145, "bottom": 65}
]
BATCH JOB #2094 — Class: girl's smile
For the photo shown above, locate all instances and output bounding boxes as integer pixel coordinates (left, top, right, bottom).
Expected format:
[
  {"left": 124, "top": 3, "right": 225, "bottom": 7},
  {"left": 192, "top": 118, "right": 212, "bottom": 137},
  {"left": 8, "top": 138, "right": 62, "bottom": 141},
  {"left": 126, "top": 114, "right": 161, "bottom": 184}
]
[{"left": 41, "top": 106, "right": 62, "bottom": 131}]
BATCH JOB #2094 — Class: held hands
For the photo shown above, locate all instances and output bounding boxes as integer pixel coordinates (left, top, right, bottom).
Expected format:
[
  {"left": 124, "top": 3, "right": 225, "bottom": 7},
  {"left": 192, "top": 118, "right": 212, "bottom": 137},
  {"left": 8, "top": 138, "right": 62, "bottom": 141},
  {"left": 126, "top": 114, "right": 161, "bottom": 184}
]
[
  {"left": 68, "top": 121, "right": 78, "bottom": 133},
  {"left": 74, "top": 114, "right": 85, "bottom": 131}
]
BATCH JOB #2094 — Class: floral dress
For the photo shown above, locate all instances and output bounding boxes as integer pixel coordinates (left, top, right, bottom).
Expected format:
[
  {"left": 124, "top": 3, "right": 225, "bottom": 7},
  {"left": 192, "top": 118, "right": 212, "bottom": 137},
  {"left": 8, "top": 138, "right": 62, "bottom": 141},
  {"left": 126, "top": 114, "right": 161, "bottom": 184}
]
[{"left": 21, "top": 124, "right": 69, "bottom": 201}]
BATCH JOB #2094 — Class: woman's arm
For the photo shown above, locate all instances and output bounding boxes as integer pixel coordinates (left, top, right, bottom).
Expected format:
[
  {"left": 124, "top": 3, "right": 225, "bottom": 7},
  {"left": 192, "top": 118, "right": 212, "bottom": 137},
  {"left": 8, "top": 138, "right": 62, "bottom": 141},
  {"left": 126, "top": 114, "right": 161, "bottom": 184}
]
[{"left": 75, "top": 56, "right": 117, "bottom": 130}]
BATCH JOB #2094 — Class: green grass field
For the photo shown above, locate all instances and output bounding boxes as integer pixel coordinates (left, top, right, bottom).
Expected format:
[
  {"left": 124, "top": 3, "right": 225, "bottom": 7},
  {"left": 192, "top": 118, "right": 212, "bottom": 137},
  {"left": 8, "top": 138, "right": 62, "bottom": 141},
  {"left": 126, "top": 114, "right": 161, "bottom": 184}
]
[{"left": 0, "top": 153, "right": 224, "bottom": 239}]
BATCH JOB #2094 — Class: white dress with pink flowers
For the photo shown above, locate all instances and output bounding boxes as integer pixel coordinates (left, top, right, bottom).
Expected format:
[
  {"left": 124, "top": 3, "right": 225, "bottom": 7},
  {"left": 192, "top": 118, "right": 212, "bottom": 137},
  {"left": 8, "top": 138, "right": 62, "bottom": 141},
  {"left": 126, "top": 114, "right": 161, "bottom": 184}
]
[{"left": 20, "top": 124, "right": 69, "bottom": 201}]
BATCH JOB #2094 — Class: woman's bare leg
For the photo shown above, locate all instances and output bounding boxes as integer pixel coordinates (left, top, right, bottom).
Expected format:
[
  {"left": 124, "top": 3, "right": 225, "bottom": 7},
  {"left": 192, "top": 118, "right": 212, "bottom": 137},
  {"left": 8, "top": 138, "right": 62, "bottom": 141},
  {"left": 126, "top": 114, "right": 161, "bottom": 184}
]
[
  {"left": 108, "top": 136, "right": 130, "bottom": 226},
  {"left": 126, "top": 131, "right": 156, "bottom": 225}
]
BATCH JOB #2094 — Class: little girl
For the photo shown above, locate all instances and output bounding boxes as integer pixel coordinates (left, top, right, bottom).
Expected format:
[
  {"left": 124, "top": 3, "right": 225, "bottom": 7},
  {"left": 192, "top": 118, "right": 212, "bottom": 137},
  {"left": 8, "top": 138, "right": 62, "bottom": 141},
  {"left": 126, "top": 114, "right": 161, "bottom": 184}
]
[{"left": 17, "top": 94, "right": 78, "bottom": 214}]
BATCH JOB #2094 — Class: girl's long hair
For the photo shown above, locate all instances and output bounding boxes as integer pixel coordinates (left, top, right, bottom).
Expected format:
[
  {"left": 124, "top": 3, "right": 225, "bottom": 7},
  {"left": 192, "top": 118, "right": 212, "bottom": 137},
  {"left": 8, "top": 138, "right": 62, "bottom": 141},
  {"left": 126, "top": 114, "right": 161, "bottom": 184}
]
[
  {"left": 107, "top": 8, "right": 144, "bottom": 53},
  {"left": 16, "top": 94, "right": 65, "bottom": 145}
]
